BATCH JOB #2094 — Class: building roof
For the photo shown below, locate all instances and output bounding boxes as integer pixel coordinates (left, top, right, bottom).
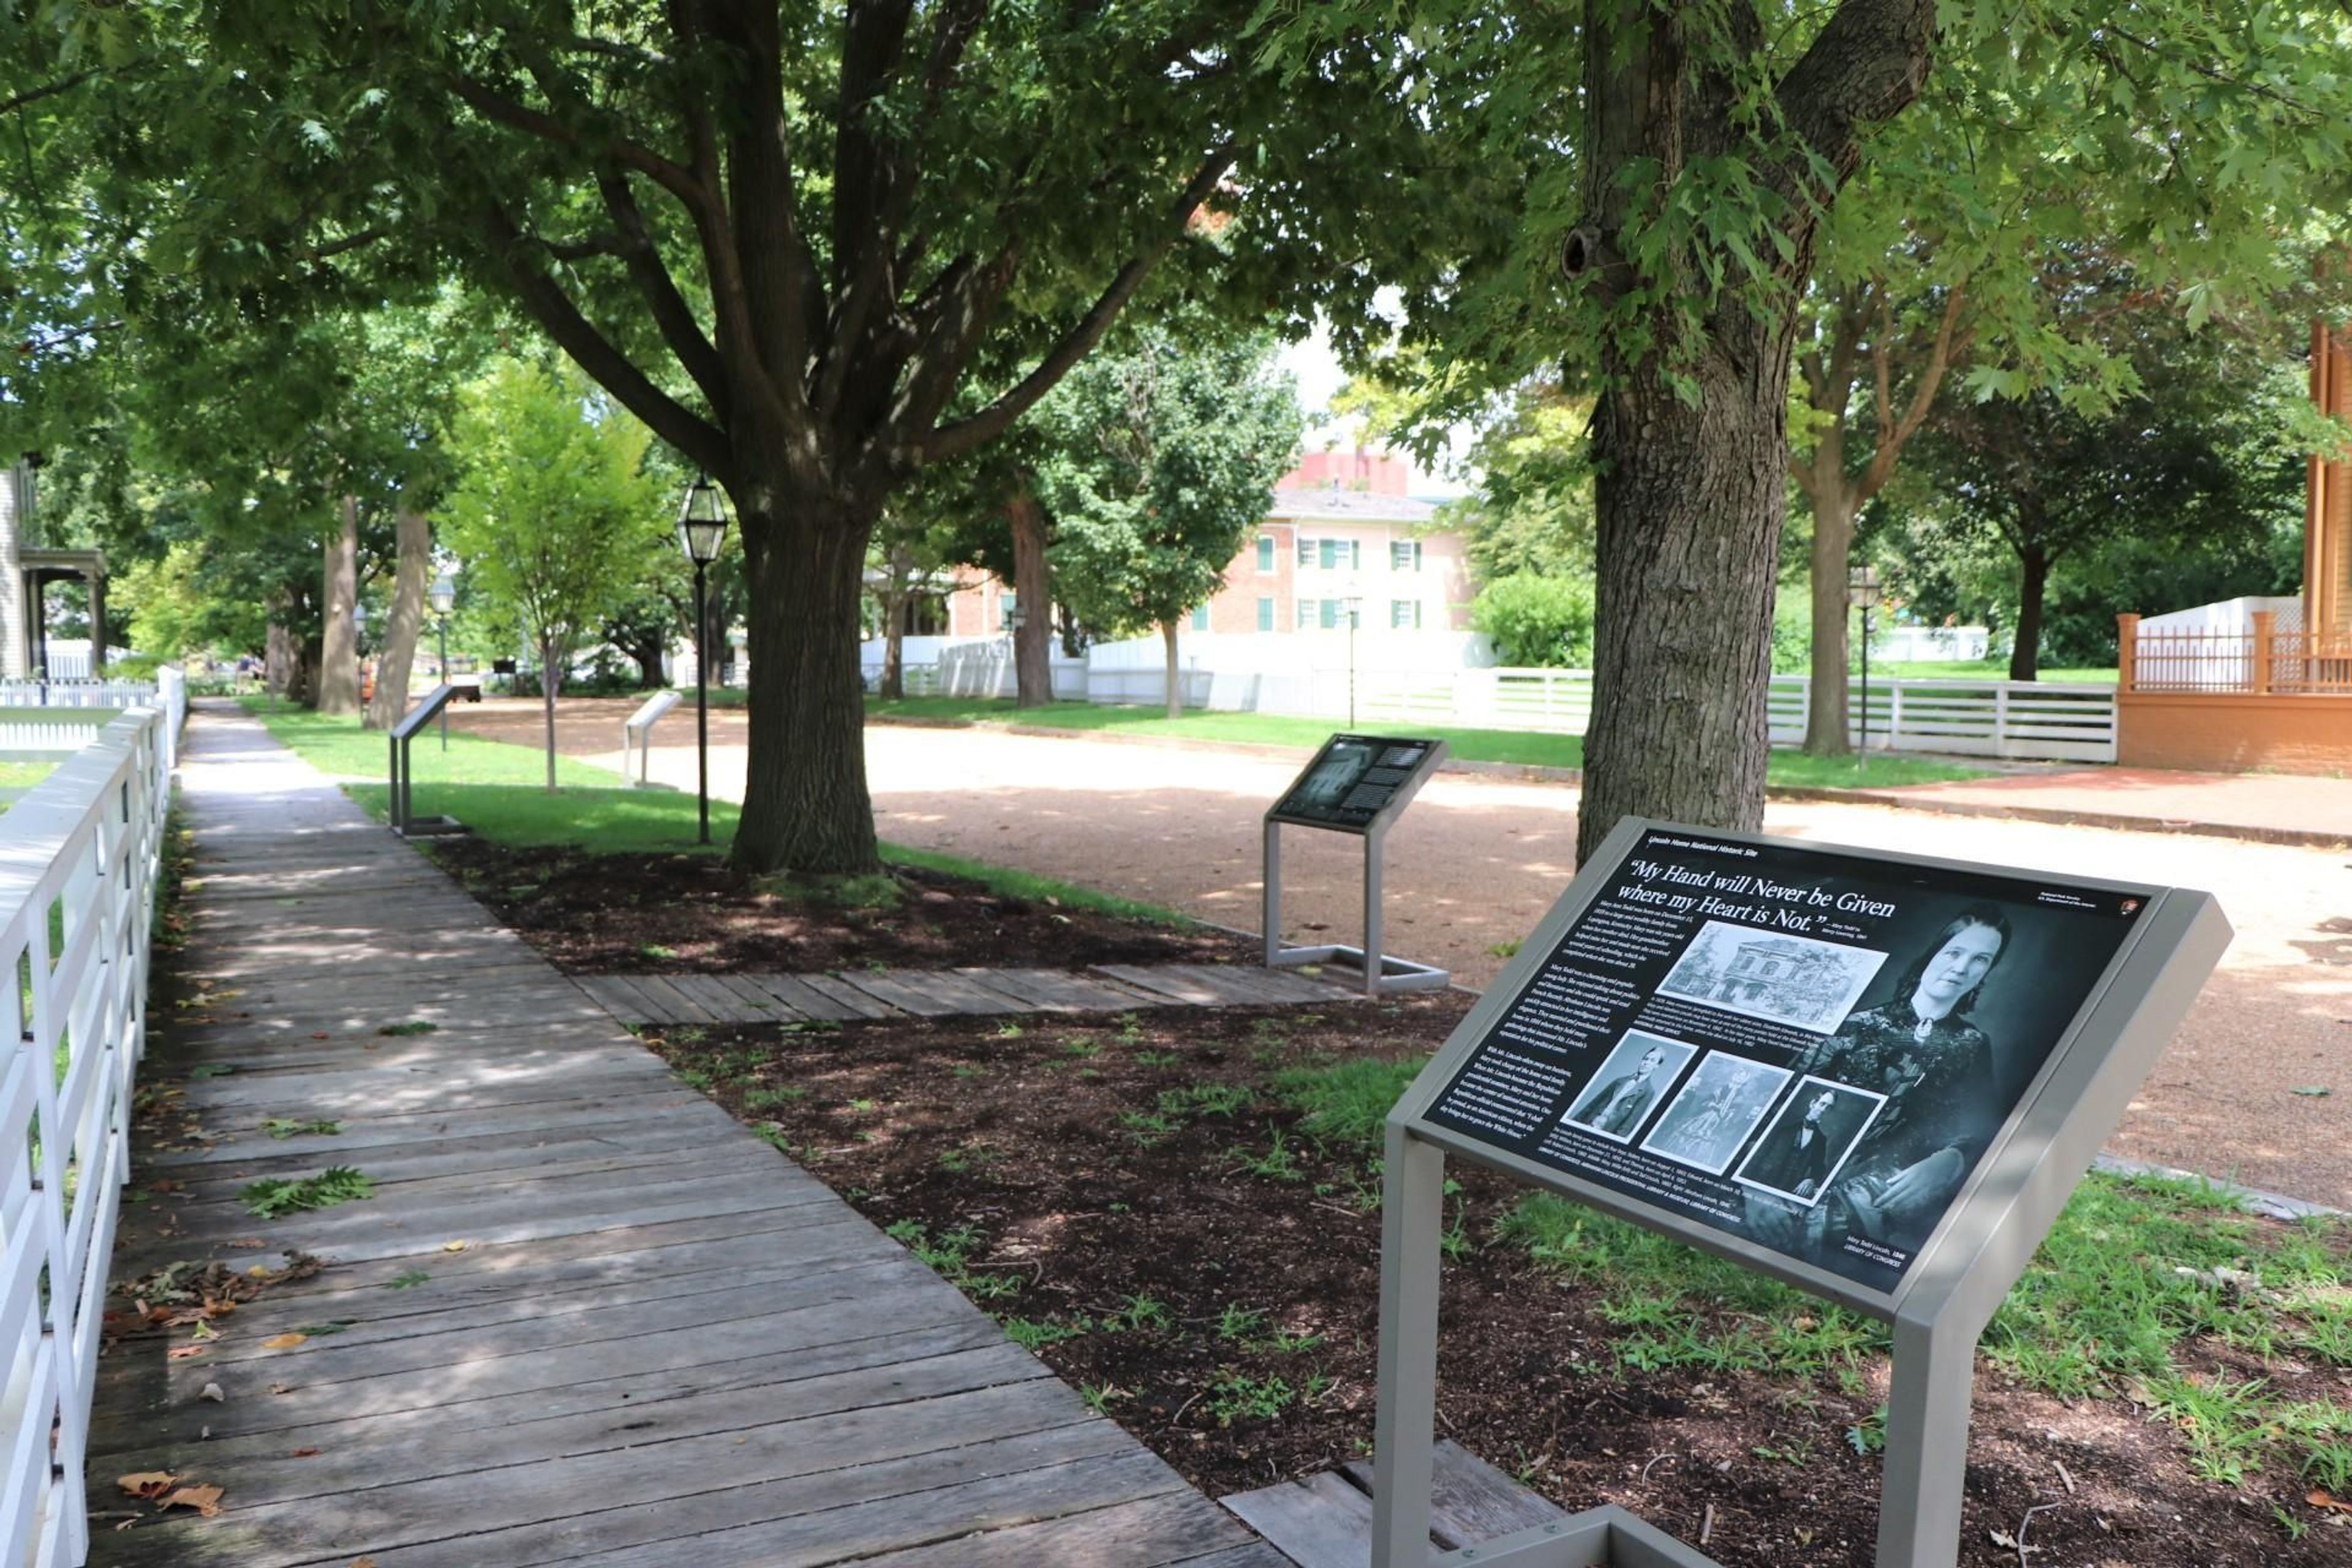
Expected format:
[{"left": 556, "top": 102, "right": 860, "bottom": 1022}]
[{"left": 1264, "top": 485, "right": 1446, "bottom": 526}]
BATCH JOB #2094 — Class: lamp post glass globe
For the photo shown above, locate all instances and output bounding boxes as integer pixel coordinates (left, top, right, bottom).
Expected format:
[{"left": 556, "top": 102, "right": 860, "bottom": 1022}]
[
  {"left": 677, "top": 476, "right": 729, "bottom": 565},
  {"left": 429, "top": 575, "right": 456, "bottom": 617}
]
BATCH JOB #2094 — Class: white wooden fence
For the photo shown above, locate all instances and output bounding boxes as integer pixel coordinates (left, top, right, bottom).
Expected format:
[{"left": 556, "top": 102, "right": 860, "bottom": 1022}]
[
  {"left": 888, "top": 646, "right": 2118, "bottom": 764},
  {"left": 0, "top": 704, "right": 173, "bottom": 1567},
  {"left": 0, "top": 674, "right": 184, "bottom": 771}
]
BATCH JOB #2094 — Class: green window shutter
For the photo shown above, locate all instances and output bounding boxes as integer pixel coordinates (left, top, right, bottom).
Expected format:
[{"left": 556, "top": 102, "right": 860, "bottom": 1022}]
[
  {"left": 1257, "top": 597, "right": 1275, "bottom": 631},
  {"left": 1257, "top": 535, "right": 1276, "bottom": 571},
  {"left": 1191, "top": 604, "right": 1210, "bottom": 630}
]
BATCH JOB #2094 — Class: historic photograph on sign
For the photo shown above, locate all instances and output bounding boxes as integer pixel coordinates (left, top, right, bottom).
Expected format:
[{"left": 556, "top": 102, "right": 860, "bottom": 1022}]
[
  {"left": 1659, "top": 921, "right": 1887, "bottom": 1033},
  {"left": 1640, "top": 1052, "right": 1794, "bottom": 1175},
  {"left": 1732, "top": 1076, "right": 1886, "bottom": 1205},
  {"left": 1740, "top": 903, "right": 2041, "bottom": 1265},
  {"left": 1287, "top": 738, "right": 1379, "bottom": 816},
  {"left": 1560, "top": 1030, "right": 1698, "bottom": 1144}
]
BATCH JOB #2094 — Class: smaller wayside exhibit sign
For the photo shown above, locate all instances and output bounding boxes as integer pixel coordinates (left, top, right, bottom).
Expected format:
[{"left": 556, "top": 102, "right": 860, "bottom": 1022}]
[
  {"left": 1262, "top": 734, "right": 1450, "bottom": 997},
  {"left": 1365, "top": 818, "right": 2230, "bottom": 1568}
]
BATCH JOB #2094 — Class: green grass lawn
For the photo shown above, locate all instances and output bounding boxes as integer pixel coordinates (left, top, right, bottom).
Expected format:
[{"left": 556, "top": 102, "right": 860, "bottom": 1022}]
[
  {"left": 0, "top": 706, "right": 115, "bottom": 725},
  {"left": 0, "top": 759, "right": 57, "bottom": 816},
  {"left": 869, "top": 697, "right": 1993, "bottom": 788},
  {"left": 240, "top": 696, "right": 1187, "bottom": 916}
]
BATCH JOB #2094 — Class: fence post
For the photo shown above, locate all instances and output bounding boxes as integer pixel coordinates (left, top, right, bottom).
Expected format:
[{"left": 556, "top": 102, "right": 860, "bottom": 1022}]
[
  {"left": 2250, "top": 611, "right": 2275, "bottom": 695},
  {"left": 2116, "top": 614, "right": 2139, "bottom": 695}
]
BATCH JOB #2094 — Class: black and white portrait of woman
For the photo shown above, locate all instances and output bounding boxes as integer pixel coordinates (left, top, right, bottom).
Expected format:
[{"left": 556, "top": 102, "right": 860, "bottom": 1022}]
[{"left": 1743, "top": 904, "right": 2015, "bottom": 1263}]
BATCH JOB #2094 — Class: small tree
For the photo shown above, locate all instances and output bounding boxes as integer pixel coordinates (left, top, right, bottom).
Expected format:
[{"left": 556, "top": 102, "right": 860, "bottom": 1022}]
[
  {"left": 1039, "top": 331, "right": 1301, "bottom": 718},
  {"left": 442, "top": 360, "right": 661, "bottom": 789}
]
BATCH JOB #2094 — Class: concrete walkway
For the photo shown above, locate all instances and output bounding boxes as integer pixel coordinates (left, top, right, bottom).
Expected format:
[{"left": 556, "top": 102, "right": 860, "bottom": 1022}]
[{"left": 89, "top": 702, "right": 1281, "bottom": 1567}]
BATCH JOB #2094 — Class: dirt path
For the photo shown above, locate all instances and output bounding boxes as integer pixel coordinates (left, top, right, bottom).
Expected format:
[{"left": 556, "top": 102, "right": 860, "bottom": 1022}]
[{"left": 448, "top": 699, "right": 2352, "bottom": 1207}]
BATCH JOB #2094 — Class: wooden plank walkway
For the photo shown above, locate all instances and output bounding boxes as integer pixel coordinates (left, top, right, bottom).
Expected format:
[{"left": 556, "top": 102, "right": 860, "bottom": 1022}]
[
  {"left": 1223, "top": 1440, "right": 1568, "bottom": 1567},
  {"left": 573, "top": 959, "right": 1360, "bottom": 1028},
  {"left": 88, "top": 700, "right": 1286, "bottom": 1568}
]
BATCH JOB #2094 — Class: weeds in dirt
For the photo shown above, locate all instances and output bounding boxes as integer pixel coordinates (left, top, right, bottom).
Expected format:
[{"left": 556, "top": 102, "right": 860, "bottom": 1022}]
[
  {"left": 742, "top": 1085, "right": 807, "bottom": 1112},
  {"left": 1001, "top": 1316, "right": 1090, "bottom": 1351},
  {"left": 1204, "top": 1370, "right": 1296, "bottom": 1425},
  {"left": 376, "top": 1020, "right": 439, "bottom": 1037},
  {"left": 240, "top": 1166, "right": 374, "bottom": 1218},
  {"left": 262, "top": 1118, "right": 341, "bottom": 1140}
]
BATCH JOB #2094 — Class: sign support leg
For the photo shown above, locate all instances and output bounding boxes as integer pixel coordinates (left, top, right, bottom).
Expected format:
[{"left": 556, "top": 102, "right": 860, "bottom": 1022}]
[
  {"left": 1370, "top": 1122, "right": 1444, "bottom": 1568},
  {"left": 1362, "top": 823, "right": 1386, "bottom": 998},
  {"left": 1875, "top": 1312, "right": 1976, "bottom": 1568},
  {"left": 1262, "top": 820, "right": 1282, "bottom": 968}
]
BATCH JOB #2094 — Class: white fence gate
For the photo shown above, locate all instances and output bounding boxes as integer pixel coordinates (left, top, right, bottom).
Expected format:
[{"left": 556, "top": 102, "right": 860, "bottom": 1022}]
[{"left": 0, "top": 699, "right": 176, "bottom": 1567}]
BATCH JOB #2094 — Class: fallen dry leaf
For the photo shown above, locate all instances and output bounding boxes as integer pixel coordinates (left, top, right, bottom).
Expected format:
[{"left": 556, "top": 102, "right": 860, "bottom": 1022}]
[
  {"left": 156, "top": 1483, "right": 224, "bottom": 1518},
  {"left": 287, "top": 1447, "right": 319, "bottom": 1458},
  {"left": 116, "top": 1472, "right": 176, "bottom": 1500},
  {"left": 166, "top": 1345, "right": 208, "bottom": 1361},
  {"left": 2310, "top": 1489, "right": 2352, "bottom": 1513},
  {"left": 260, "top": 1333, "right": 307, "bottom": 1351},
  {"left": 353, "top": 1558, "right": 380, "bottom": 1567},
  {"left": 442, "top": 1240, "right": 471, "bottom": 1253}
]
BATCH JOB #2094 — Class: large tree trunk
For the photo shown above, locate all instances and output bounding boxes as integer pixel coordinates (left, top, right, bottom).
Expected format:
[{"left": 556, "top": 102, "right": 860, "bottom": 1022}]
[
  {"left": 877, "top": 541, "right": 913, "bottom": 701},
  {"left": 732, "top": 506, "right": 881, "bottom": 875},
  {"left": 292, "top": 634, "right": 322, "bottom": 707},
  {"left": 1569, "top": 0, "right": 1936, "bottom": 867},
  {"left": 540, "top": 631, "right": 562, "bottom": 791},
  {"left": 1161, "top": 619, "right": 1183, "bottom": 719},
  {"left": 2009, "top": 541, "right": 2051, "bottom": 682},
  {"left": 1798, "top": 445, "right": 1857, "bottom": 756},
  {"left": 1578, "top": 337, "right": 1793, "bottom": 864},
  {"left": 364, "top": 499, "right": 431, "bottom": 729},
  {"left": 629, "top": 636, "right": 666, "bottom": 688},
  {"left": 265, "top": 620, "right": 294, "bottom": 697},
  {"left": 1007, "top": 486, "right": 1054, "bottom": 707},
  {"left": 315, "top": 496, "right": 362, "bottom": 715}
]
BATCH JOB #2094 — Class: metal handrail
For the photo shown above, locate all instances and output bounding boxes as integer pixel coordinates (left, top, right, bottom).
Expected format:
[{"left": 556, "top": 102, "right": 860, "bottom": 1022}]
[
  {"left": 388, "top": 684, "right": 462, "bottom": 835},
  {"left": 621, "top": 689, "right": 683, "bottom": 786}
]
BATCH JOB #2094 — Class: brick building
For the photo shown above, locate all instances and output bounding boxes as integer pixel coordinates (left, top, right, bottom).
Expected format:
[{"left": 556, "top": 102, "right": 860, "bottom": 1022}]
[{"left": 937, "top": 450, "right": 1473, "bottom": 640}]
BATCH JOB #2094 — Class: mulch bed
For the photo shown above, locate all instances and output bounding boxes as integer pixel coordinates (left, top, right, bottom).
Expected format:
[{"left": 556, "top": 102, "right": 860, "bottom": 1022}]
[
  {"left": 641, "top": 997, "right": 2352, "bottom": 1568},
  {"left": 424, "top": 840, "right": 1257, "bottom": 973}
]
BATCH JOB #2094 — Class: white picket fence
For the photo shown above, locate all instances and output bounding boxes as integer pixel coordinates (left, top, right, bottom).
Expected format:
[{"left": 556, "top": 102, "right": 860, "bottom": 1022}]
[
  {"left": 0, "top": 674, "right": 185, "bottom": 770},
  {"left": 0, "top": 704, "right": 174, "bottom": 1567},
  {"left": 1765, "top": 677, "right": 2117, "bottom": 764},
  {"left": 897, "top": 649, "right": 2117, "bottom": 765}
]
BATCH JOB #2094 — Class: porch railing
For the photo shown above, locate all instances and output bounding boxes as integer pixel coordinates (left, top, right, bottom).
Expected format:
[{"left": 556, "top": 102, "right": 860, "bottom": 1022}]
[{"left": 2120, "top": 611, "right": 2352, "bottom": 697}]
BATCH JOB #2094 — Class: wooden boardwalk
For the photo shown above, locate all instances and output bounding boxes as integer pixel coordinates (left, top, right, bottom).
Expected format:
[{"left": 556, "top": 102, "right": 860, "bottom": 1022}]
[
  {"left": 574, "top": 960, "right": 1358, "bottom": 1027},
  {"left": 88, "top": 701, "right": 1284, "bottom": 1567}
]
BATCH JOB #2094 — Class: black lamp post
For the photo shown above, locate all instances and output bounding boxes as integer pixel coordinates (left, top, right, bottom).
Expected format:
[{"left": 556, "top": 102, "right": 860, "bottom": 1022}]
[
  {"left": 1849, "top": 564, "right": 1883, "bottom": 756},
  {"left": 1343, "top": 595, "right": 1363, "bottom": 727},
  {"left": 429, "top": 573, "right": 456, "bottom": 751},
  {"left": 676, "top": 477, "right": 730, "bottom": 845}
]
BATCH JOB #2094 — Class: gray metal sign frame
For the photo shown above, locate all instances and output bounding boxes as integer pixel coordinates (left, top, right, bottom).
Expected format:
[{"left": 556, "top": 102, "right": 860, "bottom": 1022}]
[
  {"left": 1368, "top": 816, "right": 2231, "bottom": 1568},
  {"left": 1261, "top": 734, "right": 1452, "bottom": 998}
]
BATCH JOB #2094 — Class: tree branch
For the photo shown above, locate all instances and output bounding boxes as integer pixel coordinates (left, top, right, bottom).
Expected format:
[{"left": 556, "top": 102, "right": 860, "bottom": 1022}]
[
  {"left": 1858, "top": 284, "right": 1967, "bottom": 501},
  {"left": 918, "top": 142, "right": 1243, "bottom": 466},
  {"left": 1774, "top": 1, "right": 1939, "bottom": 195},
  {"left": 598, "top": 173, "right": 729, "bottom": 418},
  {"left": 448, "top": 74, "right": 710, "bottom": 214},
  {"left": 0, "top": 68, "right": 105, "bottom": 119},
  {"left": 479, "top": 201, "right": 730, "bottom": 478}
]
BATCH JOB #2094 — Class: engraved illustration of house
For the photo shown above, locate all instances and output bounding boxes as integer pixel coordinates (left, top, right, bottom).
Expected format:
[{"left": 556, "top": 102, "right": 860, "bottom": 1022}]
[{"left": 1711, "top": 938, "right": 1847, "bottom": 1025}]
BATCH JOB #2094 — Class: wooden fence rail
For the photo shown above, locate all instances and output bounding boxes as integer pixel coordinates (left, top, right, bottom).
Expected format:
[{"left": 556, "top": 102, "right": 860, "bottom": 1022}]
[{"left": 0, "top": 703, "right": 174, "bottom": 1567}]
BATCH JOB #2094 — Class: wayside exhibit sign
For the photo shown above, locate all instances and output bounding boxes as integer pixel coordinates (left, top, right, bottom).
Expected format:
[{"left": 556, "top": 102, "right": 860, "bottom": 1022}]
[
  {"left": 1417, "top": 824, "right": 2154, "bottom": 1297},
  {"left": 1368, "top": 818, "right": 2228, "bottom": 1568}
]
